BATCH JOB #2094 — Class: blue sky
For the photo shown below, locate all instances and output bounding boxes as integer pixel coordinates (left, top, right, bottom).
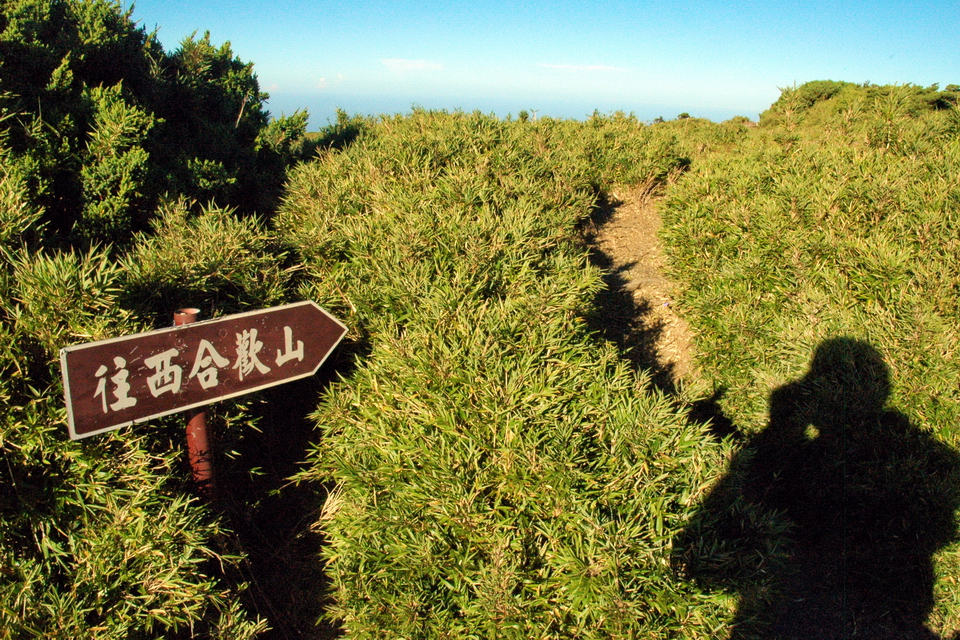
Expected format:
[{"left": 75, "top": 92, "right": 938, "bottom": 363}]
[{"left": 129, "top": 0, "right": 960, "bottom": 129}]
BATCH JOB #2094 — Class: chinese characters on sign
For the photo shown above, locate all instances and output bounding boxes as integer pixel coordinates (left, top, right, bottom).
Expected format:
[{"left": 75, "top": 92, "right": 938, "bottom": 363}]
[
  {"left": 95, "top": 357, "right": 136, "bottom": 412},
  {"left": 191, "top": 340, "right": 230, "bottom": 389},
  {"left": 92, "top": 325, "right": 304, "bottom": 413},
  {"left": 61, "top": 301, "right": 347, "bottom": 439}
]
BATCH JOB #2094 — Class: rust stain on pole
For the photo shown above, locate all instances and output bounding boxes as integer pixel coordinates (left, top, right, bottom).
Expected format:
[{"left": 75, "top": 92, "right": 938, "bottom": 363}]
[
  {"left": 175, "top": 308, "right": 214, "bottom": 497},
  {"left": 186, "top": 409, "right": 213, "bottom": 497}
]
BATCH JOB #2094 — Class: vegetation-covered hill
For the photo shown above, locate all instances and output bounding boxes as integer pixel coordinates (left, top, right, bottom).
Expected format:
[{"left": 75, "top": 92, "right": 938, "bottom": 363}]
[
  {"left": 286, "top": 84, "right": 960, "bottom": 638},
  {"left": 1, "top": 4, "right": 958, "bottom": 636}
]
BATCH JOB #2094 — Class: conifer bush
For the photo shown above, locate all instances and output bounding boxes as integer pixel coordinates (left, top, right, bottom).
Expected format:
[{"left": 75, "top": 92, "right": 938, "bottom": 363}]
[{"left": 0, "top": 0, "right": 309, "bottom": 247}]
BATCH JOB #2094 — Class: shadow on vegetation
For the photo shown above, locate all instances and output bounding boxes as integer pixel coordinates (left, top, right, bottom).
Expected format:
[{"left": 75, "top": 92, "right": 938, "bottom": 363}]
[
  {"left": 582, "top": 191, "right": 677, "bottom": 394},
  {"left": 686, "top": 386, "right": 739, "bottom": 442},
  {"left": 675, "top": 338, "right": 960, "bottom": 639},
  {"left": 207, "top": 339, "right": 366, "bottom": 639},
  {"left": 307, "top": 109, "right": 368, "bottom": 156},
  {"left": 214, "top": 374, "right": 336, "bottom": 639}
]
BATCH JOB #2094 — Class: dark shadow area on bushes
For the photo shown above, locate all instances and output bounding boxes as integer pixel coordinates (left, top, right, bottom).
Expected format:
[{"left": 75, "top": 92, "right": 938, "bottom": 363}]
[
  {"left": 212, "top": 346, "right": 355, "bottom": 640},
  {"left": 307, "top": 110, "right": 369, "bottom": 156},
  {"left": 214, "top": 374, "right": 336, "bottom": 639},
  {"left": 581, "top": 191, "right": 677, "bottom": 394},
  {"left": 686, "top": 386, "right": 739, "bottom": 442},
  {"left": 674, "top": 338, "right": 960, "bottom": 639},
  {"left": 215, "top": 379, "right": 334, "bottom": 639}
]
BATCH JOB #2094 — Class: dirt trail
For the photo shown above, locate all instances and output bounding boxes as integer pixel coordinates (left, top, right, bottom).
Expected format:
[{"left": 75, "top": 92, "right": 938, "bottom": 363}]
[{"left": 588, "top": 186, "right": 696, "bottom": 386}]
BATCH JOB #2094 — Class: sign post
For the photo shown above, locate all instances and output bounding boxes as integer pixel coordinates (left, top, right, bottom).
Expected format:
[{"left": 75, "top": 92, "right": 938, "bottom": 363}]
[
  {"left": 60, "top": 301, "right": 348, "bottom": 441},
  {"left": 173, "top": 308, "right": 214, "bottom": 495}
]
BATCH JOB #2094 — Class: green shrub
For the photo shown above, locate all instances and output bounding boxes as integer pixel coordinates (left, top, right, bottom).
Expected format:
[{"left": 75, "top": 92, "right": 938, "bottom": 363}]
[
  {"left": 280, "top": 110, "right": 731, "bottom": 637},
  {"left": 120, "top": 199, "right": 296, "bottom": 323},
  {"left": 0, "top": 0, "right": 309, "bottom": 247},
  {"left": 0, "top": 224, "right": 268, "bottom": 638},
  {"left": 0, "top": 4, "right": 309, "bottom": 634},
  {"left": 0, "top": 146, "right": 44, "bottom": 260},
  {"left": 75, "top": 84, "right": 155, "bottom": 241},
  {"left": 660, "top": 82, "right": 960, "bottom": 634},
  {"left": 309, "top": 108, "right": 370, "bottom": 153}
]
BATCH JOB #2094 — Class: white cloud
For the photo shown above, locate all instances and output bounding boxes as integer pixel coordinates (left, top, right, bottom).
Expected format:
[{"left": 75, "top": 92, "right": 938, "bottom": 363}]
[
  {"left": 381, "top": 58, "right": 444, "bottom": 73},
  {"left": 317, "top": 77, "right": 327, "bottom": 89},
  {"left": 540, "top": 63, "right": 630, "bottom": 73}
]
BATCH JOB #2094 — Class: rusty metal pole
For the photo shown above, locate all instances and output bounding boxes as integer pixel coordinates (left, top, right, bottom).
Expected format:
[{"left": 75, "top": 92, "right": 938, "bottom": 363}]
[{"left": 174, "top": 308, "right": 214, "bottom": 498}]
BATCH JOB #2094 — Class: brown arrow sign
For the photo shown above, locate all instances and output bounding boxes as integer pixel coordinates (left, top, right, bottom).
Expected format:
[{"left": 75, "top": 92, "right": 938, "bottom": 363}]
[{"left": 60, "top": 301, "right": 347, "bottom": 440}]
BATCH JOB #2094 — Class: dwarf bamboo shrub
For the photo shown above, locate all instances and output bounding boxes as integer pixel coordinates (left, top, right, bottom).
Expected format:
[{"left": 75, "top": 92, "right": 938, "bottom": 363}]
[
  {"left": 119, "top": 199, "right": 297, "bottom": 323},
  {"left": 659, "top": 82, "right": 960, "bottom": 633},
  {"left": 662, "top": 84, "right": 960, "bottom": 436},
  {"left": 0, "top": 0, "right": 309, "bottom": 247},
  {"left": 279, "top": 110, "right": 732, "bottom": 637},
  {"left": 0, "top": 165, "right": 269, "bottom": 636}
]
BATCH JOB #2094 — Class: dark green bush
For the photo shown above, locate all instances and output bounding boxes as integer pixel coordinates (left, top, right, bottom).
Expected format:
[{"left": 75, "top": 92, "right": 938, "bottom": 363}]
[
  {"left": 0, "top": 0, "right": 309, "bottom": 247},
  {"left": 310, "top": 108, "right": 370, "bottom": 153}
]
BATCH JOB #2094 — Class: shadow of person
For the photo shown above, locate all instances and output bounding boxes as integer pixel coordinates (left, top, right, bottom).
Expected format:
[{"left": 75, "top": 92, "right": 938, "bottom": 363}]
[{"left": 675, "top": 338, "right": 960, "bottom": 639}]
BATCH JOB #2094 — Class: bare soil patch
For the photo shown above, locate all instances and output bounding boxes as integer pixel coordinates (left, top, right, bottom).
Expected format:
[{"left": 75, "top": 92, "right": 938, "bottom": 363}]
[{"left": 585, "top": 186, "right": 697, "bottom": 389}]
